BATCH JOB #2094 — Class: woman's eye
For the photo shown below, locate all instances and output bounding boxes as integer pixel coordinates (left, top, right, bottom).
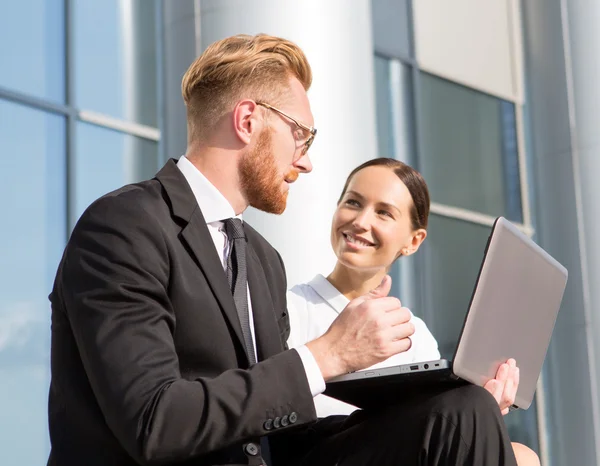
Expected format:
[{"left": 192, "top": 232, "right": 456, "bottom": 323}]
[
  {"left": 345, "top": 199, "right": 360, "bottom": 207},
  {"left": 378, "top": 210, "right": 393, "bottom": 218}
]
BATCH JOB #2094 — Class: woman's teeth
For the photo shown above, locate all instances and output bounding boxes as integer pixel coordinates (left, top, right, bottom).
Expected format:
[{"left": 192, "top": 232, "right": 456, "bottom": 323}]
[{"left": 345, "top": 234, "right": 372, "bottom": 247}]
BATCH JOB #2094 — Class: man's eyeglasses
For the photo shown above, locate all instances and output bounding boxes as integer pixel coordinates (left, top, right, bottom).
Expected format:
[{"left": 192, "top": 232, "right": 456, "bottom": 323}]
[{"left": 256, "top": 102, "right": 317, "bottom": 155}]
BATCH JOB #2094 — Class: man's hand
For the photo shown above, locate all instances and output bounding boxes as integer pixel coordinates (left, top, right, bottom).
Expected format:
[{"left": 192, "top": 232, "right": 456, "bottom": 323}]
[
  {"left": 306, "top": 275, "right": 415, "bottom": 380},
  {"left": 484, "top": 358, "right": 520, "bottom": 415}
]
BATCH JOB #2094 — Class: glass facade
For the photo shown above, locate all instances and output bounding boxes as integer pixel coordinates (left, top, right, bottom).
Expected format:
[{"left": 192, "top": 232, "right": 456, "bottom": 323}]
[
  {"left": 73, "top": 123, "right": 159, "bottom": 225},
  {"left": 370, "top": 0, "right": 538, "bottom": 456},
  {"left": 0, "top": 0, "right": 65, "bottom": 102},
  {"left": 0, "top": 1, "right": 161, "bottom": 464},
  {"left": 0, "top": 102, "right": 66, "bottom": 466},
  {"left": 418, "top": 73, "right": 523, "bottom": 222},
  {"left": 73, "top": 0, "right": 158, "bottom": 126}
]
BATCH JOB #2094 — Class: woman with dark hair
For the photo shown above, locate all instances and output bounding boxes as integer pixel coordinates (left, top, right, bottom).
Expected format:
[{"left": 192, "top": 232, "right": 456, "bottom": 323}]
[
  {"left": 287, "top": 158, "right": 540, "bottom": 465},
  {"left": 288, "top": 158, "right": 438, "bottom": 416}
]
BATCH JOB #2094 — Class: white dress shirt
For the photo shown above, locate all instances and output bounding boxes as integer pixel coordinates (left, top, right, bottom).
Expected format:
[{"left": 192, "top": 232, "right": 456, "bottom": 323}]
[
  {"left": 176, "top": 155, "right": 325, "bottom": 397},
  {"left": 287, "top": 274, "right": 441, "bottom": 417}
]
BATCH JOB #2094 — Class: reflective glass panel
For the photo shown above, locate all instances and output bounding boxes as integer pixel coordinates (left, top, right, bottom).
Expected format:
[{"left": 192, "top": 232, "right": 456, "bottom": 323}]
[
  {"left": 372, "top": 0, "right": 411, "bottom": 58},
  {"left": 418, "top": 73, "right": 523, "bottom": 222},
  {"left": 74, "top": 0, "right": 158, "bottom": 126},
  {"left": 72, "top": 123, "right": 159, "bottom": 227},
  {"left": 0, "top": 100, "right": 66, "bottom": 465},
  {"left": 0, "top": 0, "right": 65, "bottom": 101}
]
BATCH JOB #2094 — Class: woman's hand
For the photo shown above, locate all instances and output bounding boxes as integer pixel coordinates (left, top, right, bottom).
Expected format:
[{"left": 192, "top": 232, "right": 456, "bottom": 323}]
[{"left": 484, "top": 358, "right": 520, "bottom": 415}]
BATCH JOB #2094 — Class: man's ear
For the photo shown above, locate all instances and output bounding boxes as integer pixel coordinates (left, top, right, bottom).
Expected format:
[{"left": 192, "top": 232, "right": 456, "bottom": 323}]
[{"left": 232, "top": 100, "right": 261, "bottom": 145}]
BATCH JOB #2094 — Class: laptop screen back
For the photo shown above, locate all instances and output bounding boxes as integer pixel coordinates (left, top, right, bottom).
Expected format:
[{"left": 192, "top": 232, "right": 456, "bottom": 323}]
[{"left": 452, "top": 217, "right": 568, "bottom": 409}]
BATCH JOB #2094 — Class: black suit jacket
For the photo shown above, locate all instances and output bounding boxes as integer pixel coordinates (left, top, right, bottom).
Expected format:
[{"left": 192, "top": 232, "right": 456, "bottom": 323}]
[{"left": 47, "top": 159, "right": 318, "bottom": 465}]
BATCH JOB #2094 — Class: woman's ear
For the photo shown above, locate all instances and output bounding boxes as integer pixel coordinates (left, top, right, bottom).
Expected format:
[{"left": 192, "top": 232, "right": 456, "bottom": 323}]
[{"left": 401, "top": 229, "right": 427, "bottom": 256}]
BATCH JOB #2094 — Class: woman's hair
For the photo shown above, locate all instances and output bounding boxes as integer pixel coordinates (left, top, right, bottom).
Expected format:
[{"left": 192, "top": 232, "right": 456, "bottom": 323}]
[
  {"left": 338, "top": 158, "right": 430, "bottom": 230},
  {"left": 181, "top": 34, "right": 312, "bottom": 142}
]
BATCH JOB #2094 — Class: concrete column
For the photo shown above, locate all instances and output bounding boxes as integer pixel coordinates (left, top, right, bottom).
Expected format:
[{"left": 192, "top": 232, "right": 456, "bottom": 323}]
[
  {"left": 162, "top": 0, "right": 379, "bottom": 287},
  {"left": 200, "top": 0, "right": 378, "bottom": 286}
]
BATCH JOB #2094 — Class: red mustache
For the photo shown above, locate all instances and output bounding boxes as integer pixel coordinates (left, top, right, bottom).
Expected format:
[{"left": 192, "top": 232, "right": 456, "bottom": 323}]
[{"left": 285, "top": 170, "right": 300, "bottom": 183}]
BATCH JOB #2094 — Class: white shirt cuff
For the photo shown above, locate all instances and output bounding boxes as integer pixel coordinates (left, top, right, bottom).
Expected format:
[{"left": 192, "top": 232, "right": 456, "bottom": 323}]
[{"left": 295, "top": 345, "right": 326, "bottom": 397}]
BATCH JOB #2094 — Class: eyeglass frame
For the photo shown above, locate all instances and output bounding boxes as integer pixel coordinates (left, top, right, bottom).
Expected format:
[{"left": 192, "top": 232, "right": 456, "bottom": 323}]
[{"left": 256, "top": 101, "right": 317, "bottom": 155}]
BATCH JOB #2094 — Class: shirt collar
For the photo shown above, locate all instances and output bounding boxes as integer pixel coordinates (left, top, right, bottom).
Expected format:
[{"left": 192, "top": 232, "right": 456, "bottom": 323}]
[
  {"left": 307, "top": 274, "right": 350, "bottom": 315},
  {"left": 176, "top": 155, "right": 240, "bottom": 224}
]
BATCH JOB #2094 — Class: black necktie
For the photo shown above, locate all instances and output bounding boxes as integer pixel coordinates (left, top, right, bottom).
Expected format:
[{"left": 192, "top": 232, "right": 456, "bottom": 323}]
[{"left": 224, "top": 218, "right": 257, "bottom": 365}]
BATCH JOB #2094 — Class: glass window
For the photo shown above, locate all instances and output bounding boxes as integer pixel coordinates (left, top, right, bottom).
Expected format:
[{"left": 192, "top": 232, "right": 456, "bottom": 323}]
[
  {"left": 72, "top": 123, "right": 159, "bottom": 227},
  {"left": 422, "top": 215, "right": 491, "bottom": 359},
  {"left": 421, "top": 214, "right": 539, "bottom": 452},
  {"left": 371, "top": 0, "right": 411, "bottom": 59},
  {"left": 74, "top": 0, "right": 158, "bottom": 126},
  {"left": 0, "top": 100, "right": 66, "bottom": 465},
  {"left": 418, "top": 73, "right": 523, "bottom": 222},
  {"left": 0, "top": 0, "right": 65, "bottom": 101}
]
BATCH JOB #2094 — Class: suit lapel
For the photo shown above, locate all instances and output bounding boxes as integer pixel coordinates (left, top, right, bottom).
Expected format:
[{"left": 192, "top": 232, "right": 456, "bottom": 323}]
[
  {"left": 246, "top": 243, "right": 284, "bottom": 360},
  {"left": 180, "top": 211, "right": 247, "bottom": 359},
  {"left": 156, "top": 160, "right": 247, "bottom": 362}
]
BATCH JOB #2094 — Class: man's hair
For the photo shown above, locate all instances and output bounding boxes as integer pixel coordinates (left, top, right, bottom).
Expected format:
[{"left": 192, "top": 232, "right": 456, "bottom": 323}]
[
  {"left": 182, "top": 34, "right": 312, "bottom": 142},
  {"left": 338, "top": 158, "right": 431, "bottom": 231}
]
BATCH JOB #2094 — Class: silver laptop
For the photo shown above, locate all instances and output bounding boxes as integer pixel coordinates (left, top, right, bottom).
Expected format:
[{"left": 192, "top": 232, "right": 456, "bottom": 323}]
[{"left": 324, "top": 217, "right": 568, "bottom": 410}]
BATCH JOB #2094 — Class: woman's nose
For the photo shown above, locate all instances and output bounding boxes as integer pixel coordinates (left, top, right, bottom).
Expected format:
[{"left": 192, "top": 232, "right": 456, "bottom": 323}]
[{"left": 352, "top": 211, "right": 371, "bottom": 230}]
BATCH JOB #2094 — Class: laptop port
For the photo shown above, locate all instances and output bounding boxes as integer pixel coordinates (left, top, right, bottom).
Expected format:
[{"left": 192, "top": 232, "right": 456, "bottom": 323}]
[
  {"left": 424, "top": 364, "right": 429, "bottom": 369},
  {"left": 410, "top": 365, "right": 419, "bottom": 371}
]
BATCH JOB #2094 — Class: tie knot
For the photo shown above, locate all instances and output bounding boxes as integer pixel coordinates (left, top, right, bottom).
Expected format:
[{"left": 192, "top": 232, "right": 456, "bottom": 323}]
[{"left": 224, "top": 218, "right": 245, "bottom": 240}]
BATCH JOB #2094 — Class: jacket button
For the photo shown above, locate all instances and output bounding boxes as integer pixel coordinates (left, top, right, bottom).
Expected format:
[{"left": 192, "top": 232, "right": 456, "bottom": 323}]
[
  {"left": 244, "top": 442, "right": 259, "bottom": 456},
  {"left": 281, "top": 415, "right": 290, "bottom": 427},
  {"left": 263, "top": 419, "right": 273, "bottom": 431},
  {"left": 289, "top": 412, "right": 298, "bottom": 424},
  {"left": 273, "top": 416, "right": 281, "bottom": 429}
]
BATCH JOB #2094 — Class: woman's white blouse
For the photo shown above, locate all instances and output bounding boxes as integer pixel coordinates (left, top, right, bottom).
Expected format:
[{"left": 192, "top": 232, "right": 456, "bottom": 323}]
[{"left": 287, "top": 274, "right": 441, "bottom": 417}]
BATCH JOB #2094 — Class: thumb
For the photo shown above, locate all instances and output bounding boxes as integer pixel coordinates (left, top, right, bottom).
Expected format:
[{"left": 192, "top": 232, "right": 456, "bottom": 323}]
[{"left": 367, "top": 275, "right": 392, "bottom": 299}]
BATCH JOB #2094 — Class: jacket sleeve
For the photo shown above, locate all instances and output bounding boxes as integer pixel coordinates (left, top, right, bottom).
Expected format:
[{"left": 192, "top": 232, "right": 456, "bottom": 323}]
[{"left": 56, "top": 195, "right": 317, "bottom": 465}]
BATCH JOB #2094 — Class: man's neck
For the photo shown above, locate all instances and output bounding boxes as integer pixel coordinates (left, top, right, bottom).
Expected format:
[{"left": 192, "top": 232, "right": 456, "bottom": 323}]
[{"left": 185, "top": 147, "right": 247, "bottom": 215}]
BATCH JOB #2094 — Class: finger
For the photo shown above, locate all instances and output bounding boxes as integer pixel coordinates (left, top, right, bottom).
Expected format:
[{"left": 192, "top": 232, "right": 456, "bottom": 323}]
[
  {"left": 496, "top": 363, "right": 510, "bottom": 383},
  {"left": 371, "top": 296, "right": 402, "bottom": 312},
  {"left": 484, "top": 379, "right": 503, "bottom": 404},
  {"left": 386, "top": 321, "right": 415, "bottom": 341},
  {"left": 501, "top": 366, "right": 517, "bottom": 409},
  {"left": 504, "top": 366, "right": 520, "bottom": 408},
  {"left": 389, "top": 335, "right": 412, "bottom": 354},
  {"left": 367, "top": 275, "right": 392, "bottom": 299},
  {"left": 383, "top": 307, "right": 412, "bottom": 326}
]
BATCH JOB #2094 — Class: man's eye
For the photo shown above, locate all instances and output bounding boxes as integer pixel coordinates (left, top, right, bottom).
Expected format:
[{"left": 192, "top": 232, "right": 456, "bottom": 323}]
[{"left": 294, "top": 128, "right": 305, "bottom": 141}]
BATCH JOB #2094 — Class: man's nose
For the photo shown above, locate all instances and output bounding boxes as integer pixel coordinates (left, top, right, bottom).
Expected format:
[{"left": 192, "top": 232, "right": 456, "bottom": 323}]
[{"left": 294, "top": 152, "right": 313, "bottom": 174}]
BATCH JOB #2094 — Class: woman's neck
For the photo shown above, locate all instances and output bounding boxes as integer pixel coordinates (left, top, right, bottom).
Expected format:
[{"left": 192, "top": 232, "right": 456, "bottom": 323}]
[{"left": 326, "top": 263, "right": 389, "bottom": 300}]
